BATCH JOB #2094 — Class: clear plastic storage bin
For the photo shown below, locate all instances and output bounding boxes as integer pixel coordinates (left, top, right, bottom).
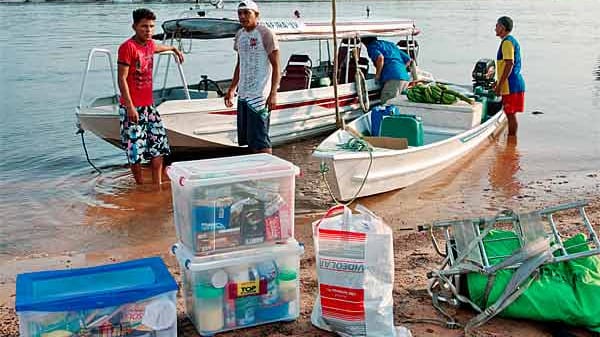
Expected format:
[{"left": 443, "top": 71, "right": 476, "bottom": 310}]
[
  {"left": 16, "top": 257, "right": 178, "bottom": 337},
  {"left": 173, "top": 240, "right": 303, "bottom": 336},
  {"left": 167, "top": 154, "right": 299, "bottom": 256}
]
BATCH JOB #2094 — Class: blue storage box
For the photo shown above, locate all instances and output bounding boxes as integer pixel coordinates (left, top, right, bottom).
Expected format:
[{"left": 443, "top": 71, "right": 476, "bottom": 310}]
[{"left": 16, "top": 257, "right": 178, "bottom": 337}]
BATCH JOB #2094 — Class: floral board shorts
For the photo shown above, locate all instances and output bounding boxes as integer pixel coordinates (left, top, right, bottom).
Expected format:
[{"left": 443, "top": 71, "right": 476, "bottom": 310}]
[{"left": 119, "top": 105, "right": 171, "bottom": 164}]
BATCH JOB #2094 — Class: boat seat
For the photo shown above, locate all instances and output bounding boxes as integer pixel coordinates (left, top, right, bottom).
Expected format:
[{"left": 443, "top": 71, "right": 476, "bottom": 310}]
[
  {"left": 380, "top": 114, "right": 424, "bottom": 146},
  {"left": 339, "top": 57, "right": 369, "bottom": 84},
  {"left": 279, "top": 54, "right": 313, "bottom": 92}
]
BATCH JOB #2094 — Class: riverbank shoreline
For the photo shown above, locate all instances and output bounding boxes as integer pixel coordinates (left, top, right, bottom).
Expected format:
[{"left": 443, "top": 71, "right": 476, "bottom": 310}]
[{"left": 2, "top": 198, "right": 598, "bottom": 337}]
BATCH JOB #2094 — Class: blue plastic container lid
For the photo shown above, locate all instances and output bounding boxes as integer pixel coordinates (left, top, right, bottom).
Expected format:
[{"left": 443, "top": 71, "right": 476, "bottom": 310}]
[{"left": 16, "top": 257, "right": 178, "bottom": 312}]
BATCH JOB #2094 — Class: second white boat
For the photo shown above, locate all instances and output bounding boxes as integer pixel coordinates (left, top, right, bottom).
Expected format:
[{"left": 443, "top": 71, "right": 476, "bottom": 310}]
[{"left": 313, "top": 89, "right": 506, "bottom": 201}]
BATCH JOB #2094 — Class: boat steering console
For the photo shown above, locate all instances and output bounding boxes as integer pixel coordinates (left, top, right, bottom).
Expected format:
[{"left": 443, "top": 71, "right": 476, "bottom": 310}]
[{"left": 197, "top": 75, "right": 225, "bottom": 97}]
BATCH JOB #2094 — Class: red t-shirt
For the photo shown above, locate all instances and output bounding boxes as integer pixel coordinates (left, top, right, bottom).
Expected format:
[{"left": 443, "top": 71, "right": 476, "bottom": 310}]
[{"left": 118, "top": 38, "right": 155, "bottom": 107}]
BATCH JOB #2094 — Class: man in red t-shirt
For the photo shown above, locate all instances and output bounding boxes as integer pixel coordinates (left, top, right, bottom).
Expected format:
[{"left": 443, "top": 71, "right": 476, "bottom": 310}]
[{"left": 117, "top": 8, "right": 184, "bottom": 185}]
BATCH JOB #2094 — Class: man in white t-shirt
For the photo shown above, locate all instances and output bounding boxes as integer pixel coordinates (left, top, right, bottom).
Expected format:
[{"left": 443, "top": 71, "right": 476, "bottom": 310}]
[{"left": 224, "top": 0, "right": 280, "bottom": 154}]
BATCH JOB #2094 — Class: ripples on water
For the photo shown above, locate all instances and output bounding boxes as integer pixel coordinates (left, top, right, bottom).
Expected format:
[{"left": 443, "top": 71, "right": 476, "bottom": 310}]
[{"left": 1, "top": 0, "right": 599, "bottom": 258}]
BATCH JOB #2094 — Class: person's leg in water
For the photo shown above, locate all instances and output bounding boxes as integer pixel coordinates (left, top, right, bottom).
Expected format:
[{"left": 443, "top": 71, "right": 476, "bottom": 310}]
[
  {"left": 145, "top": 105, "right": 171, "bottom": 184},
  {"left": 502, "top": 92, "right": 524, "bottom": 136},
  {"left": 131, "top": 162, "right": 143, "bottom": 184},
  {"left": 120, "top": 105, "right": 146, "bottom": 184},
  {"left": 151, "top": 156, "right": 164, "bottom": 184},
  {"left": 506, "top": 114, "right": 518, "bottom": 136}
]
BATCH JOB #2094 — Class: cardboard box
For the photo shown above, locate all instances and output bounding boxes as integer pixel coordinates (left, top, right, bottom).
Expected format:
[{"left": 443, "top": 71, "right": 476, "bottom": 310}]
[{"left": 363, "top": 136, "right": 408, "bottom": 150}]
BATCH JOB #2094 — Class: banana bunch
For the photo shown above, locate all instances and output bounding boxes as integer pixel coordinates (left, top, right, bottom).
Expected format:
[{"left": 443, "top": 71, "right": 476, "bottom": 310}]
[{"left": 406, "top": 83, "right": 474, "bottom": 105}]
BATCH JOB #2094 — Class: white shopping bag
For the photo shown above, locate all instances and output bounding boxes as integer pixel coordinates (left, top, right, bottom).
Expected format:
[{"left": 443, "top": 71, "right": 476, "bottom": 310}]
[{"left": 311, "top": 205, "right": 410, "bottom": 337}]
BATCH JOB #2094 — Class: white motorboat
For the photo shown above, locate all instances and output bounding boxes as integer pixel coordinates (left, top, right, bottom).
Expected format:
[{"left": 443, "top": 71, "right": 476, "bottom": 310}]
[
  {"left": 76, "top": 12, "right": 423, "bottom": 154},
  {"left": 312, "top": 88, "right": 506, "bottom": 201}
]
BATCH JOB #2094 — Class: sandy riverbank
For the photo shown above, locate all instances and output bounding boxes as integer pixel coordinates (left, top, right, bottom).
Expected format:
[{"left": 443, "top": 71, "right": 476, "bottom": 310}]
[{"left": 2, "top": 198, "right": 599, "bottom": 337}]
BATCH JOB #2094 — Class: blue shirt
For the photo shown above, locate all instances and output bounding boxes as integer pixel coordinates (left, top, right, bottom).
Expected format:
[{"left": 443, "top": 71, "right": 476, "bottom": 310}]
[
  {"left": 366, "top": 40, "right": 412, "bottom": 82},
  {"left": 496, "top": 35, "right": 525, "bottom": 95}
]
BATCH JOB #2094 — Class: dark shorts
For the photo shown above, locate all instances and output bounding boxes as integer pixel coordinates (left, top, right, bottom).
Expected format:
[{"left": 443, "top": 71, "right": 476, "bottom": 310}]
[
  {"left": 119, "top": 105, "right": 171, "bottom": 164},
  {"left": 502, "top": 92, "right": 525, "bottom": 115},
  {"left": 237, "top": 98, "right": 271, "bottom": 151}
]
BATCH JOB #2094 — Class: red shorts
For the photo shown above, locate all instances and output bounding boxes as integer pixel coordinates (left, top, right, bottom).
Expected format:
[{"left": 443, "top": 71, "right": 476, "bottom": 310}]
[{"left": 502, "top": 92, "right": 525, "bottom": 115}]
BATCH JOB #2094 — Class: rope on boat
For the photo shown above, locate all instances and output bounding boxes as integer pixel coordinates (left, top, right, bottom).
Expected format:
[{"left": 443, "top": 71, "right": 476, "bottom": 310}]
[
  {"left": 353, "top": 47, "right": 370, "bottom": 112},
  {"left": 77, "top": 128, "right": 102, "bottom": 174},
  {"left": 319, "top": 136, "right": 373, "bottom": 206}
]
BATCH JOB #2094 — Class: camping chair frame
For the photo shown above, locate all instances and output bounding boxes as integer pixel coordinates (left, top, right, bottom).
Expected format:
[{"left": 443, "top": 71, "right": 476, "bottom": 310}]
[{"left": 419, "top": 200, "right": 599, "bottom": 332}]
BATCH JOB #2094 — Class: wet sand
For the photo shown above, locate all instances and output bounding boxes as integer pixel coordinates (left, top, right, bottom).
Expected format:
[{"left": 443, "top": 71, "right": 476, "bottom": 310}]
[
  {"left": 2, "top": 200, "right": 599, "bottom": 337},
  {"left": 1, "top": 135, "right": 599, "bottom": 337}
]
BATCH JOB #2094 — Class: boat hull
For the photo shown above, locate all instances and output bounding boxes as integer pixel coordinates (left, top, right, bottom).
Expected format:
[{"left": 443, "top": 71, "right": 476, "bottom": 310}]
[
  {"left": 76, "top": 82, "right": 380, "bottom": 154},
  {"left": 313, "top": 111, "right": 506, "bottom": 201}
]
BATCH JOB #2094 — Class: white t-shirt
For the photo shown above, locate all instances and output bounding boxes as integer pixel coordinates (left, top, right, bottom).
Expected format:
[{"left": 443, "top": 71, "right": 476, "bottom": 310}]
[{"left": 234, "top": 24, "right": 279, "bottom": 107}]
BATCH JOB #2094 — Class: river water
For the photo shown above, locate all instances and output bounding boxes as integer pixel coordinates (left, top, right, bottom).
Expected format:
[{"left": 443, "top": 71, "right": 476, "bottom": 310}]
[{"left": 1, "top": 0, "right": 599, "bottom": 263}]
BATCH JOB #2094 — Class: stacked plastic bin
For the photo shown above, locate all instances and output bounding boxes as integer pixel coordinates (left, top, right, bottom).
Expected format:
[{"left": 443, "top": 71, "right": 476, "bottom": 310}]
[
  {"left": 16, "top": 257, "right": 178, "bottom": 337},
  {"left": 167, "top": 154, "right": 303, "bottom": 336}
]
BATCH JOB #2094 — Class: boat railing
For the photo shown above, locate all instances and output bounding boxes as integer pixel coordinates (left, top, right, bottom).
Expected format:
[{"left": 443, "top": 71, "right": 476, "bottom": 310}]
[
  {"left": 78, "top": 49, "right": 191, "bottom": 112},
  {"left": 155, "top": 51, "right": 191, "bottom": 102},
  {"left": 78, "top": 48, "right": 118, "bottom": 110}
]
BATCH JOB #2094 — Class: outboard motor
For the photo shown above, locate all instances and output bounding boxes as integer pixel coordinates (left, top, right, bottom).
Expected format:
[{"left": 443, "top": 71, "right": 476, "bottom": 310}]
[
  {"left": 472, "top": 58, "right": 503, "bottom": 119},
  {"left": 472, "top": 58, "right": 496, "bottom": 91}
]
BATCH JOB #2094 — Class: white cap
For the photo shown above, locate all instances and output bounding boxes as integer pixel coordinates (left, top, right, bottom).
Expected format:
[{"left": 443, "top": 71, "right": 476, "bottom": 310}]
[
  {"left": 238, "top": 0, "right": 259, "bottom": 13},
  {"left": 210, "top": 269, "right": 229, "bottom": 288}
]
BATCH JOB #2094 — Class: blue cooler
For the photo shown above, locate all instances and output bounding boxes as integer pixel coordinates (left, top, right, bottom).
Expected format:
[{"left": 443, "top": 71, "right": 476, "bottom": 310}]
[
  {"left": 370, "top": 105, "right": 400, "bottom": 136},
  {"left": 16, "top": 257, "right": 178, "bottom": 337}
]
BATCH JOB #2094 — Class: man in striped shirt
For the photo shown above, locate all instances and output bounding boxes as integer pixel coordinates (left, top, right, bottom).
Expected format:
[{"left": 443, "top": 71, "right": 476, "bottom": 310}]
[{"left": 224, "top": 0, "right": 280, "bottom": 154}]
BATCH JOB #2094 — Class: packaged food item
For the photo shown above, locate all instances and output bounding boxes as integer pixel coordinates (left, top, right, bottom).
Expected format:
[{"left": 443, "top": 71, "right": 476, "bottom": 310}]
[
  {"left": 193, "top": 197, "right": 232, "bottom": 232},
  {"left": 256, "top": 261, "right": 279, "bottom": 306},
  {"left": 256, "top": 302, "right": 289, "bottom": 322},
  {"left": 196, "top": 228, "right": 240, "bottom": 254},
  {"left": 194, "top": 184, "right": 232, "bottom": 200},
  {"left": 168, "top": 154, "right": 299, "bottom": 256},
  {"left": 227, "top": 265, "right": 261, "bottom": 326},
  {"left": 240, "top": 200, "right": 266, "bottom": 245},
  {"left": 264, "top": 196, "right": 284, "bottom": 241},
  {"left": 173, "top": 240, "right": 303, "bottom": 336},
  {"left": 16, "top": 258, "right": 178, "bottom": 337}
]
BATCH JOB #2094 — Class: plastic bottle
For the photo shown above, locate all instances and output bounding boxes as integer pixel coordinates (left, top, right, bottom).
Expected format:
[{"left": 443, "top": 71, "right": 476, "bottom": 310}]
[
  {"left": 277, "top": 269, "right": 298, "bottom": 302},
  {"left": 194, "top": 284, "right": 224, "bottom": 332},
  {"left": 223, "top": 286, "right": 236, "bottom": 328},
  {"left": 257, "top": 260, "right": 279, "bottom": 305},
  {"left": 226, "top": 265, "right": 259, "bottom": 326},
  {"left": 196, "top": 269, "right": 228, "bottom": 288}
]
